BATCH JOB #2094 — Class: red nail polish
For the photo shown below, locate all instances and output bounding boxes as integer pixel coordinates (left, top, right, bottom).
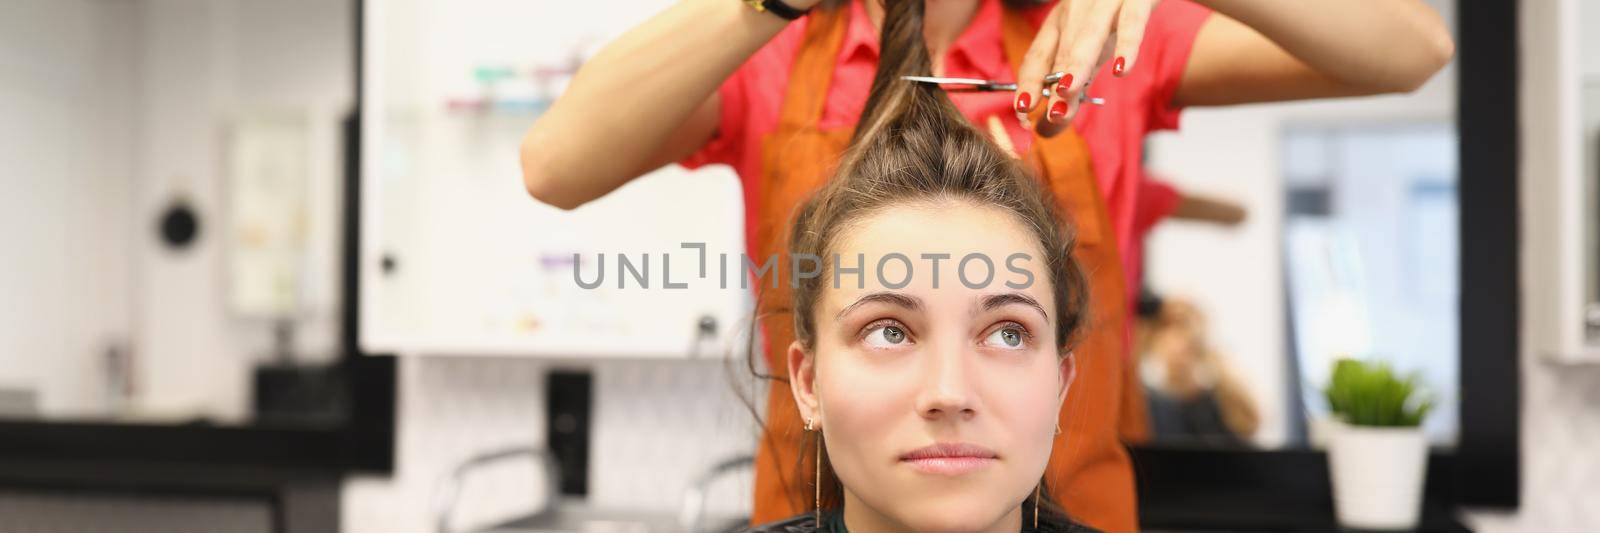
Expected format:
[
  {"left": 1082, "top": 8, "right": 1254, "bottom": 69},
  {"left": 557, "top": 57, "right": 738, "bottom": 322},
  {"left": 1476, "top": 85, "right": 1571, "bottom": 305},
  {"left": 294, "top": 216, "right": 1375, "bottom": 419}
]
[
  {"left": 1015, "top": 92, "right": 1031, "bottom": 113},
  {"left": 1113, "top": 56, "right": 1126, "bottom": 76},
  {"left": 1049, "top": 101, "right": 1068, "bottom": 122},
  {"left": 1056, "top": 74, "right": 1073, "bottom": 96}
]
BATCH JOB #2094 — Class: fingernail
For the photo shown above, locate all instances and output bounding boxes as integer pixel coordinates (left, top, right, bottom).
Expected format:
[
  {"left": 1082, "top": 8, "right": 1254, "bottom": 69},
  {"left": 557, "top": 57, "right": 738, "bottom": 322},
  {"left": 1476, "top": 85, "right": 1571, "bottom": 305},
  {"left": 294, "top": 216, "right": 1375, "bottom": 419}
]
[
  {"left": 1049, "top": 101, "right": 1068, "bottom": 122},
  {"left": 1015, "top": 92, "right": 1031, "bottom": 113},
  {"left": 1055, "top": 74, "right": 1074, "bottom": 97},
  {"left": 1113, "top": 57, "right": 1126, "bottom": 76}
]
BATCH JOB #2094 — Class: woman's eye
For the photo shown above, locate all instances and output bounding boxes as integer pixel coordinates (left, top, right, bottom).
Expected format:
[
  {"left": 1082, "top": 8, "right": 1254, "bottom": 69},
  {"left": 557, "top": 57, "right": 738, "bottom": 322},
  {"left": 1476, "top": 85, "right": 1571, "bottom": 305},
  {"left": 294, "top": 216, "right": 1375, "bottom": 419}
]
[
  {"left": 984, "top": 326, "right": 1027, "bottom": 349},
  {"left": 863, "top": 324, "right": 909, "bottom": 348}
]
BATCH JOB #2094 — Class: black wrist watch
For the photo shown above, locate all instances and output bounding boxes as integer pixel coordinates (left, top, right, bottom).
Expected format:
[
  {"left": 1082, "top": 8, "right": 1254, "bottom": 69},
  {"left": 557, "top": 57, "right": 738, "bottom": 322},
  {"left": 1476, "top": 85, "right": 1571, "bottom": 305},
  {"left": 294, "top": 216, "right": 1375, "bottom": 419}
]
[{"left": 744, "top": 0, "right": 811, "bottom": 21}]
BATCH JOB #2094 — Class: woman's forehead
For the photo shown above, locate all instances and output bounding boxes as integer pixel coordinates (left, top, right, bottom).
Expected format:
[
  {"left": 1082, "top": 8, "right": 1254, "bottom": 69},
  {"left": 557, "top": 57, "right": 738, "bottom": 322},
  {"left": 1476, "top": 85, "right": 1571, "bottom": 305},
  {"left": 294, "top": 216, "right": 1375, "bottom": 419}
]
[
  {"left": 820, "top": 203, "right": 1055, "bottom": 315},
  {"left": 835, "top": 202, "right": 1038, "bottom": 255}
]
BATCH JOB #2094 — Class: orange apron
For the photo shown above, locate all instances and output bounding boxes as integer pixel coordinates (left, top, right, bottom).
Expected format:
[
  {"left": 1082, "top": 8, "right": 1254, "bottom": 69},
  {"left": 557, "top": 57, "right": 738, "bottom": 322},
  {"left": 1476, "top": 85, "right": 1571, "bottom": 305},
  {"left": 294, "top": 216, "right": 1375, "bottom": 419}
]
[{"left": 747, "top": 6, "right": 1145, "bottom": 532}]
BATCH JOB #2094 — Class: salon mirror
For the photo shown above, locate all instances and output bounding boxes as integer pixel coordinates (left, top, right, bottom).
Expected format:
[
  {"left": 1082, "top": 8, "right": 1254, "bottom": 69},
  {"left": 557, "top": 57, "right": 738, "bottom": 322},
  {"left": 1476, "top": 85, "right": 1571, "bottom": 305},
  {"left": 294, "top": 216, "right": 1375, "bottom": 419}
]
[
  {"left": 1138, "top": 0, "right": 1459, "bottom": 450},
  {"left": 0, "top": 0, "right": 358, "bottom": 429}
]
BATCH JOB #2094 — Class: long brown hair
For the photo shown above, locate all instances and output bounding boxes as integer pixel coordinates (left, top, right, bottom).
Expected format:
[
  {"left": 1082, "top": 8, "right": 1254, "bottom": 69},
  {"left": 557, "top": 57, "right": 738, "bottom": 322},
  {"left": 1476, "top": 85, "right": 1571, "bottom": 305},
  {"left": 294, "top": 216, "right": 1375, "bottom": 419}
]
[
  {"left": 739, "top": 0, "right": 1090, "bottom": 524},
  {"left": 789, "top": 0, "right": 1087, "bottom": 353}
]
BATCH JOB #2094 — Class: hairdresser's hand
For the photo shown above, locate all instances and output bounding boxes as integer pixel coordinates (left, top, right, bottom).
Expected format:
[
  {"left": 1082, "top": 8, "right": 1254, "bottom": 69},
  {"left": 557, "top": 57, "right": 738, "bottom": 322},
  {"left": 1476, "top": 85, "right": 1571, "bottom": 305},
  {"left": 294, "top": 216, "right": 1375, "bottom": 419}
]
[{"left": 1013, "top": 0, "right": 1156, "bottom": 136}]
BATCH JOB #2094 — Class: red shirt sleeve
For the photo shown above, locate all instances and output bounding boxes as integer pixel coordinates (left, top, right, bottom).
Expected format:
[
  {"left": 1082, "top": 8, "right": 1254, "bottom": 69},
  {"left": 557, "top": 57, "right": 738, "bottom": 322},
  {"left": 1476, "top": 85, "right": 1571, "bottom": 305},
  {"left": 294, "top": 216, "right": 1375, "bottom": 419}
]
[
  {"left": 1134, "top": 176, "right": 1182, "bottom": 237},
  {"left": 1140, "top": 0, "right": 1212, "bottom": 132},
  {"left": 677, "top": 21, "right": 807, "bottom": 171}
]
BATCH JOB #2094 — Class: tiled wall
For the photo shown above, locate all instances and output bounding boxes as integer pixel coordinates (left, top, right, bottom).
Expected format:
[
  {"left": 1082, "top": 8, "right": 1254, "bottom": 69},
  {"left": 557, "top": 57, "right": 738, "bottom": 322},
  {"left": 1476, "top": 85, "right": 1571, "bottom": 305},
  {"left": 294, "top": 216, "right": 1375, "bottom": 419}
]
[
  {"left": 343, "top": 356, "right": 761, "bottom": 533},
  {"left": 1463, "top": 361, "right": 1600, "bottom": 533}
]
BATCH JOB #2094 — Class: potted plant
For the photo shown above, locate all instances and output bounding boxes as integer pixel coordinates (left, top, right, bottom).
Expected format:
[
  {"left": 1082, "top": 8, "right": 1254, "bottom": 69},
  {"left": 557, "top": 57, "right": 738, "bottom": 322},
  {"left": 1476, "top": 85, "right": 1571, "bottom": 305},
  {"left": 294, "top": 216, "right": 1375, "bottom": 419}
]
[{"left": 1323, "top": 358, "right": 1435, "bottom": 530}]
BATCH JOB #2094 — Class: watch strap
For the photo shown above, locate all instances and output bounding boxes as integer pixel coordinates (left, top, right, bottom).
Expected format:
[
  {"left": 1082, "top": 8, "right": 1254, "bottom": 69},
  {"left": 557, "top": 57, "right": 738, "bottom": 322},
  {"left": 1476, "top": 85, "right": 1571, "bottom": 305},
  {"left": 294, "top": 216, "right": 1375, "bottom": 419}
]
[{"left": 747, "top": 0, "right": 811, "bottom": 21}]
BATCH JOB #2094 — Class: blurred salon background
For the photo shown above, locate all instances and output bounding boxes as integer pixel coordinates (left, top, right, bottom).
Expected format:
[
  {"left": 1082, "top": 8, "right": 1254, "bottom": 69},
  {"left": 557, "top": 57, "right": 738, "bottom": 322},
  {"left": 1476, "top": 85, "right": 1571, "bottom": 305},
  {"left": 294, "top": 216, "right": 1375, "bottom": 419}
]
[{"left": 0, "top": 0, "right": 1595, "bottom": 532}]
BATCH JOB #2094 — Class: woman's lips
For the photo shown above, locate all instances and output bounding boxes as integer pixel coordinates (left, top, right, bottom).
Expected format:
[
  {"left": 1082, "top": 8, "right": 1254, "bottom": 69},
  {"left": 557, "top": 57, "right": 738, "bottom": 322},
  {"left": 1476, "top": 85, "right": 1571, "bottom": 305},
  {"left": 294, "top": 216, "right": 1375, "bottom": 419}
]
[{"left": 899, "top": 442, "right": 999, "bottom": 475}]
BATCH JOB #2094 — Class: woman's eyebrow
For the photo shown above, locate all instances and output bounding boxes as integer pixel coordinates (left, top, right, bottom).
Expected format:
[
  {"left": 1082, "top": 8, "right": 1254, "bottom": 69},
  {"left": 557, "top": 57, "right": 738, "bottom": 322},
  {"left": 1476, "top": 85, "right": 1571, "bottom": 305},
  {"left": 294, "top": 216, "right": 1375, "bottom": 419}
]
[
  {"left": 836, "top": 292, "right": 923, "bottom": 320},
  {"left": 980, "top": 293, "right": 1049, "bottom": 321}
]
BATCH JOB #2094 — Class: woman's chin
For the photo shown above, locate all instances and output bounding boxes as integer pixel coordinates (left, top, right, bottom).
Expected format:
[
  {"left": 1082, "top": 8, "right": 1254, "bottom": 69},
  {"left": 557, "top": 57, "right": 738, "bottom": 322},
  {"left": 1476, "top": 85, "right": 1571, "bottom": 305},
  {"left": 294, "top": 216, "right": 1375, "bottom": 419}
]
[
  {"left": 896, "top": 517, "right": 1005, "bottom": 533},
  {"left": 888, "top": 499, "right": 1014, "bottom": 533}
]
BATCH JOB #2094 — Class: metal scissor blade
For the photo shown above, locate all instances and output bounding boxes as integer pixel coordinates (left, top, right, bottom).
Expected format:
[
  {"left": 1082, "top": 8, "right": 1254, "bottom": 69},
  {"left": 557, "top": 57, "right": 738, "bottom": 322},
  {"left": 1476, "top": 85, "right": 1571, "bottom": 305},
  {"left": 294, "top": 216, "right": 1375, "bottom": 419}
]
[
  {"left": 901, "top": 75, "right": 990, "bottom": 85},
  {"left": 902, "top": 75, "right": 1105, "bottom": 105},
  {"left": 900, "top": 75, "right": 1017, "bottom": 92}
]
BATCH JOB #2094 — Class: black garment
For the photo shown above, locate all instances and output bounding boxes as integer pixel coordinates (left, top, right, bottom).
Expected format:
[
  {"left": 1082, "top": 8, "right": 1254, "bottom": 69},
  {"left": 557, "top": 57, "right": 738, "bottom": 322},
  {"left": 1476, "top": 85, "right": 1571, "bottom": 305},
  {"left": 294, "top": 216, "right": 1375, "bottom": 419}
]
[
  {"left": 1144, "top": 385, "right": 1246, "bottom": 446},
  {"left": 740, "top": 503, "right": 1101, "bottom": 533}
]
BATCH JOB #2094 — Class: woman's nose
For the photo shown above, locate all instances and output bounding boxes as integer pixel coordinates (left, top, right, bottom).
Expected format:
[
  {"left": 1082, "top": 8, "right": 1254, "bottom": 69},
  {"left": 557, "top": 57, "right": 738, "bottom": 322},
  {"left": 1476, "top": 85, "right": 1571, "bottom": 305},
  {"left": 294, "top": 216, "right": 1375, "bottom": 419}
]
[{"left": 914, "top": 343, "right": 976, "bottom": 420}]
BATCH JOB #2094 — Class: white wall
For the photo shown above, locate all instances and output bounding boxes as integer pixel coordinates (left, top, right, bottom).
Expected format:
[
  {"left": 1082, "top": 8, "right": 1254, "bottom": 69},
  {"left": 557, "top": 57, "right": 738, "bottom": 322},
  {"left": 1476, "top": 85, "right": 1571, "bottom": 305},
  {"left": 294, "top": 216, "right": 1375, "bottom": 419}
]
[
  {"left": 0, "top": 0, "right": 138, "bottom": 418},
  {"left": 129, "top": 0, "right": 353, "bottom": 422}
]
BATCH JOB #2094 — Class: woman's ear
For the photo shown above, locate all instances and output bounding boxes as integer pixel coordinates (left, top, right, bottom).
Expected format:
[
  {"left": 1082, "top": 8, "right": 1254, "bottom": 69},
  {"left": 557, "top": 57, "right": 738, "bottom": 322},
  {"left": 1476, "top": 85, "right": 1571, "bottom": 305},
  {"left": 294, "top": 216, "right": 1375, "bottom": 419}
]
[
  {"left": 787, "top": 340, "right": 822, "bottom": 426},
  {"left": 1057, "top": 350, "right": 1078, "bottom": 406}
]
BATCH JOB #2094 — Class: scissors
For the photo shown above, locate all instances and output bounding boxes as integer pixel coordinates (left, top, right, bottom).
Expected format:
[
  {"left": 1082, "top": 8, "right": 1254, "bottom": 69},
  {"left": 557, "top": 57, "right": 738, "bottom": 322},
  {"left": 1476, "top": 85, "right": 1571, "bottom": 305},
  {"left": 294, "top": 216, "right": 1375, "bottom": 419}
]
[{"left": 901, "top": 72, "right": 1106, "bottom": 105}]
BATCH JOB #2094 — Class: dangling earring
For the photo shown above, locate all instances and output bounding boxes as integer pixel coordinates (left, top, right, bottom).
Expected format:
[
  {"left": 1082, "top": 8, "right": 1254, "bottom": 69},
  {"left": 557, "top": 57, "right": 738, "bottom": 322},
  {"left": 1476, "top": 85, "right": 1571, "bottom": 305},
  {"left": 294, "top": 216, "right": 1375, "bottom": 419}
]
[
  {"left": 806, "top": 417, "right": 821, "bottom": 526},
  {"left": 1033, "top": 483, "right": 1041, "bottom": 529},
  {"left": 1038, "top": 422, "right": 1061, "bottom": 529}
]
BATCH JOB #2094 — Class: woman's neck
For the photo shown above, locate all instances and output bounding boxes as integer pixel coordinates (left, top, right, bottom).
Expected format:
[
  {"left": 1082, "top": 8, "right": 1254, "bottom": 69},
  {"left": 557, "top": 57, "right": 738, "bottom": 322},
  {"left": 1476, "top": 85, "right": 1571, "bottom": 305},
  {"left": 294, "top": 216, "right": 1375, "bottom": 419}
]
[
  {"left": 838, "top": 487, "right": 1025, "bottom": 533},
  {"left": 860, "top": 0, "right": 983, "bottom": 76}
]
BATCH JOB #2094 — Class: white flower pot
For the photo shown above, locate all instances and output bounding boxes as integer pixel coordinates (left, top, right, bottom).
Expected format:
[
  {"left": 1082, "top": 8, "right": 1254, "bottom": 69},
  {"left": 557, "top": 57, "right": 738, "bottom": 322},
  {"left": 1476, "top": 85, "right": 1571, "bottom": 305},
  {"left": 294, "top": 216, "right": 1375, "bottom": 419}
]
[{"left": 1327, "top": 423, "right": 1428, "bottom": 530}]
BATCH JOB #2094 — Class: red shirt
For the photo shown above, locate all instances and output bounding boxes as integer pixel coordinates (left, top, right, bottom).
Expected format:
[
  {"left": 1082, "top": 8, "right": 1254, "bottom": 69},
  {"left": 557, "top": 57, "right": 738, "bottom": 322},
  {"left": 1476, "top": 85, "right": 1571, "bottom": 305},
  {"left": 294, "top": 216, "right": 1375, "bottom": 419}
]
[
  {"left": 681, "top": 0, "right": 1211, "bottom": 298},
  {"left": 1130, "top": 176, "right": 1184, "bottom": 296}
]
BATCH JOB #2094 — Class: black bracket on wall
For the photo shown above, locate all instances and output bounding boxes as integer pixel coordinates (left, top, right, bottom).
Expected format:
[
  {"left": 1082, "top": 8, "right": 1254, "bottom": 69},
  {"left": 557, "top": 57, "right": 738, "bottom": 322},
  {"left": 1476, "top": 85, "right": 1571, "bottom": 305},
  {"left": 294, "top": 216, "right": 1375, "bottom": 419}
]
[{"left": 546, "top": 370, "right": 594, "bottom": 496}]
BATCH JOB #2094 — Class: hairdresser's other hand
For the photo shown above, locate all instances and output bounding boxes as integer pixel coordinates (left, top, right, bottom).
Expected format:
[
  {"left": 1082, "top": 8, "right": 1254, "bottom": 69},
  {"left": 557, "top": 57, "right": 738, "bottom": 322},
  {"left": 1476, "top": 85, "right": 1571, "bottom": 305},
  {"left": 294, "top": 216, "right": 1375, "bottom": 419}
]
[{"left": 1013, "top": 0, "right": 1154, "bottom": 137}]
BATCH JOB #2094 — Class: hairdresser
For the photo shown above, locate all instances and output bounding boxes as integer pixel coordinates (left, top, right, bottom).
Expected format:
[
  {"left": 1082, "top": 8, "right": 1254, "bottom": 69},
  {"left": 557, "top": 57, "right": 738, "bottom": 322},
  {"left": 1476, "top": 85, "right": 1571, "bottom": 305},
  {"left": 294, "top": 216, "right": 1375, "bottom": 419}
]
[{"left": 518, "top": 1, "right": 1452, "bottom": 531}]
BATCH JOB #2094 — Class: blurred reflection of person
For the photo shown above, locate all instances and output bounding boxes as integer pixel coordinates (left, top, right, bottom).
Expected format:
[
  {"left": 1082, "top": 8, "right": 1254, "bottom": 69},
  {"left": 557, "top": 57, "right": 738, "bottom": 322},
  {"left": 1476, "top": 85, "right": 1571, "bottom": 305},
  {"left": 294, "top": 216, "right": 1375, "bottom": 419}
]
[
  {"left": 1135, "top": 293, "right": 1262, "bottom": 444},
  {"left": 1128, "top": 175, "right": 1257, "bottom": 444}
]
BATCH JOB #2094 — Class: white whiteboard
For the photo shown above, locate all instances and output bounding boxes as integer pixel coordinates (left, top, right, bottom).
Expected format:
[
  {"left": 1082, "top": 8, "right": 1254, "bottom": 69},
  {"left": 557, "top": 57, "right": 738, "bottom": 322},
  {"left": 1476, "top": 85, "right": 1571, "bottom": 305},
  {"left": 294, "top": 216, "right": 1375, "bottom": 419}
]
[{"left": 360, "top": 0, "right": 750, "bottom": 358}]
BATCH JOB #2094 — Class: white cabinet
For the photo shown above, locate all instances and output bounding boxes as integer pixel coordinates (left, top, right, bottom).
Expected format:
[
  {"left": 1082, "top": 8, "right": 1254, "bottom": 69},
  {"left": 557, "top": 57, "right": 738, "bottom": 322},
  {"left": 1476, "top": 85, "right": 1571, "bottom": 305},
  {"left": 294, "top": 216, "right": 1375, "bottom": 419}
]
[
  {"left": 1522, "top": 0, "right": 1600, "bottom": 363},
  {"left": 360, "top": 0, "right": 749, "bottom": 358}
]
